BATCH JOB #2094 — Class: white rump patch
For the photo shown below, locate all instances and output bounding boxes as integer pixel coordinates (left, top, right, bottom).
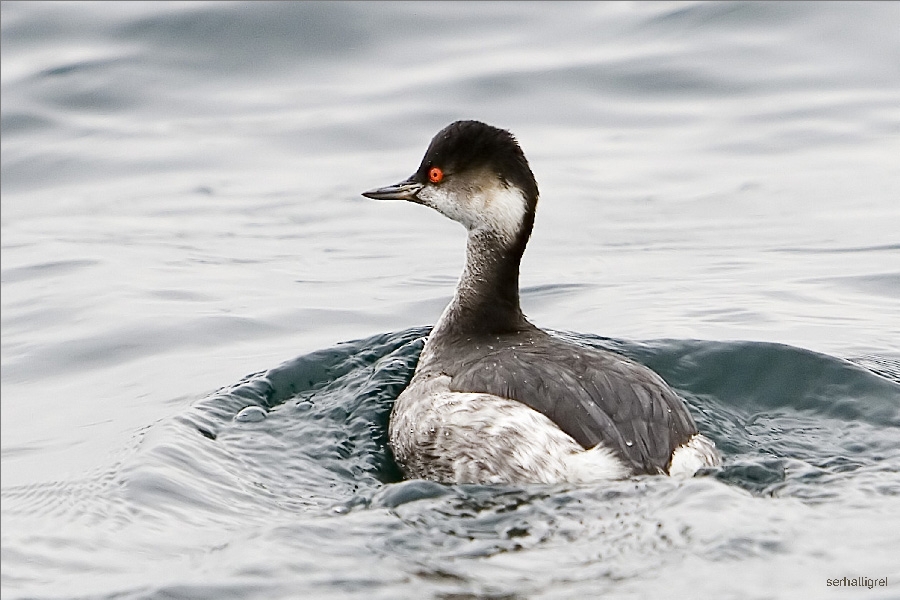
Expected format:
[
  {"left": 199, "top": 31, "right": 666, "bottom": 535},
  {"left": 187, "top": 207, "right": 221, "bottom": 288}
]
[
  {"left": 566, "top": 443, "right": 631, "bottom": 483},
  {"left": 668, "top": 434, "right": 722, "bottom": 477}
]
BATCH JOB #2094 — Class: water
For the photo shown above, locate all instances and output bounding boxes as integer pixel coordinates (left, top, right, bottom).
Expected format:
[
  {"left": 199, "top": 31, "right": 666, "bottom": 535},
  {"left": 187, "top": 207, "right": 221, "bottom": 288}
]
[{"left": 2, "top": 2, "right": 899, "bottom": 598}]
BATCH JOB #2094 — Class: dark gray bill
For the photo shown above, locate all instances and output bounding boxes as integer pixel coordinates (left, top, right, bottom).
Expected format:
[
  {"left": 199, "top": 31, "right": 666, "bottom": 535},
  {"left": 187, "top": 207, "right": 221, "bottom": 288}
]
[{"left": 361, "top": 178, "right": 423, "bottom": 201}]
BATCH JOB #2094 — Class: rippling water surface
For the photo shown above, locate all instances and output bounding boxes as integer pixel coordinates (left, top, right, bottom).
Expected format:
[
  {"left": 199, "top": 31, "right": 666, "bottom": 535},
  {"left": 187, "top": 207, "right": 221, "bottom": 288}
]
[{"left": 2, "top": 2, "right": 899, "bottom": 599}]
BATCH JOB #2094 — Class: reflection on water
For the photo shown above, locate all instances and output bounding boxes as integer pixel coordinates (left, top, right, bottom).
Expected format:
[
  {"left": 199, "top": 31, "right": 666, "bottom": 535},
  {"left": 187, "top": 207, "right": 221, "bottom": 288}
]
[{"left": 3, "top": 328, "right": 898, "bottom": 598}]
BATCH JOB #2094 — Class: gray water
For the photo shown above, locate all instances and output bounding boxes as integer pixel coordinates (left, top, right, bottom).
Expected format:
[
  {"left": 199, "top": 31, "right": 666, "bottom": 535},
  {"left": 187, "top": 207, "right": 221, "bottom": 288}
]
[{"left": 2, "top": 2, "right": 899, "bottom": 599}]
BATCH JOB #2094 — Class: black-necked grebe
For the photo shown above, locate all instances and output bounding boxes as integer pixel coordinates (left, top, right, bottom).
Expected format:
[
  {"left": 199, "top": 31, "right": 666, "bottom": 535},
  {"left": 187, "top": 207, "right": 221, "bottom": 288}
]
[{"left": 363, "top": 120, "right": 720, "bottom": 484}]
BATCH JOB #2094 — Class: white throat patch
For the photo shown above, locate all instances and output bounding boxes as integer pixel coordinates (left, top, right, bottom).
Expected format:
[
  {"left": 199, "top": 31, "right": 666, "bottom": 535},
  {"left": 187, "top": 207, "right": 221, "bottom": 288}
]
[{"left": 417, "top": 176, "right": 528, "bottom": 245}]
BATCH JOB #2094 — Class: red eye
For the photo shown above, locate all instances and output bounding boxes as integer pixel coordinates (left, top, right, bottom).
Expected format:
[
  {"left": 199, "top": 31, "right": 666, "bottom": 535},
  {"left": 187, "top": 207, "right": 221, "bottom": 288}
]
[{"left": 428, "top": 166, "right": 444, "bottom": 183}]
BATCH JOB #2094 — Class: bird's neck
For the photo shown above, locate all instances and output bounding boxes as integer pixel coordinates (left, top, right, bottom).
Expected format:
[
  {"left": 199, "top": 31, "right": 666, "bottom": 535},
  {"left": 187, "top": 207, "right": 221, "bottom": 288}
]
[{"left": 433, "top": 228, "right": 531, "bottom": 338}]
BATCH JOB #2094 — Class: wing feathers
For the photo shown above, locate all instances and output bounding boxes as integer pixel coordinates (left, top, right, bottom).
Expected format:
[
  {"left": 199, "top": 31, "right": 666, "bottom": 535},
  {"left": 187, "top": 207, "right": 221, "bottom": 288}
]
[{"left": 444, "top": 332, "right": 697, "bottom": 473}]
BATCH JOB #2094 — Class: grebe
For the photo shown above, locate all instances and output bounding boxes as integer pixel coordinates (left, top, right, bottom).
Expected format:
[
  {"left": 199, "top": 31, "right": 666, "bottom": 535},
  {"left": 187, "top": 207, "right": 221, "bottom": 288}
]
[{"left": 363, "top": 120, "right": 720, "bottom": 484}]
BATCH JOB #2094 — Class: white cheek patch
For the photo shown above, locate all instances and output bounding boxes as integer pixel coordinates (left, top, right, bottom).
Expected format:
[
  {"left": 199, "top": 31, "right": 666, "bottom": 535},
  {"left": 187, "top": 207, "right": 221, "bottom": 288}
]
[
  {"left": 417, "top": 180, "right": 527, "bottom": 246},
  {"left": 479, "top": 184, "right": 528, "bottom": 244},
  {"left": 418, "top": 186, "right": 476, "bottom": 229}
]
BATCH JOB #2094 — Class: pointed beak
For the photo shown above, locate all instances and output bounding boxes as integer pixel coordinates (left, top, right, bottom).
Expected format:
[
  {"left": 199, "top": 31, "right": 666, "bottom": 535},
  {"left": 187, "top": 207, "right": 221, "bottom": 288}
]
[{"left": 361, "top": 177, "right": 424, "bottom": 201}]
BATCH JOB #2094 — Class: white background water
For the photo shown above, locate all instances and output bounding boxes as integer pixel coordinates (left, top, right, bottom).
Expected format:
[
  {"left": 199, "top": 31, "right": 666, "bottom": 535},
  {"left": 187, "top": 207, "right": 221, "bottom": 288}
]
[{"left": 2, "top": 2, "right": 899, "bottom": 599}]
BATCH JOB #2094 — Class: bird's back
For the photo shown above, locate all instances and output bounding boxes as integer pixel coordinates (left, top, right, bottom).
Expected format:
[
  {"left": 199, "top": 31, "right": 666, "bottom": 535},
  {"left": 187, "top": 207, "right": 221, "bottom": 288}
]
[{"left": 425, "top": 328, "right": 698, "bottom": 474}]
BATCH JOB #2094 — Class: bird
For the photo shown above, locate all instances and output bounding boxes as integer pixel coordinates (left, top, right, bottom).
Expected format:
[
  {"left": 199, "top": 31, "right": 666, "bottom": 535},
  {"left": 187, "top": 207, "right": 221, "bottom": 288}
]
[{"left": 363, "top": 120, "right": 720, "bottom": 485}]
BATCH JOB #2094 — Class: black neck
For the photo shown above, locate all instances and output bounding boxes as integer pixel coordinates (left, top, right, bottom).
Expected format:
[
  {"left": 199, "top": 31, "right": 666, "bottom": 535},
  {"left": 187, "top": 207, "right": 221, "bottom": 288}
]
[{"left": 435, "top": 228, "right": 532, "bottom": 337}]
